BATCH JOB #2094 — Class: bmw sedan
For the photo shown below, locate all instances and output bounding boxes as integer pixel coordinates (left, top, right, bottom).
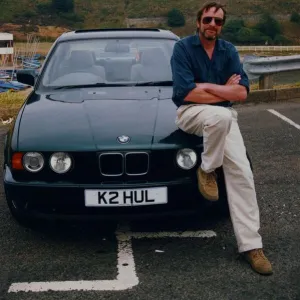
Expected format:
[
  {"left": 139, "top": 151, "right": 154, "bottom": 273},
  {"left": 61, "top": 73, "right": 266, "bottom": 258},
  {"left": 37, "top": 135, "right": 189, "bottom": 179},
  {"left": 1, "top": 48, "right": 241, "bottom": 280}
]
[{"left": 3, "top": 28, "right": 232, "bottom": 227}]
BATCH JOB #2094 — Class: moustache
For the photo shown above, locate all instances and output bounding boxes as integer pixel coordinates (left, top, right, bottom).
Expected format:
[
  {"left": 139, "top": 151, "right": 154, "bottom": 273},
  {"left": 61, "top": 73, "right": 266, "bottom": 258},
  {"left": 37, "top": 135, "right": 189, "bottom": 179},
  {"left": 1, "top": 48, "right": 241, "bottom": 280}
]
[{"left": 205, "top": 28, "right": 217, "bottom": 32}]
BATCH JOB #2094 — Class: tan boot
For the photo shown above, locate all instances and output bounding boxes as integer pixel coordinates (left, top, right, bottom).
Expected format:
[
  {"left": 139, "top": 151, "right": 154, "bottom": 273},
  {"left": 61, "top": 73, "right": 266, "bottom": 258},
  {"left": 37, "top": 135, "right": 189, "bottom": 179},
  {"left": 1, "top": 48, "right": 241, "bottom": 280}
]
[
  {"left": 196, "top": 167, "right": 219, "bottom": 201},
  {"left": 244, "top": 249, "right": 273, "bottom": 275}
]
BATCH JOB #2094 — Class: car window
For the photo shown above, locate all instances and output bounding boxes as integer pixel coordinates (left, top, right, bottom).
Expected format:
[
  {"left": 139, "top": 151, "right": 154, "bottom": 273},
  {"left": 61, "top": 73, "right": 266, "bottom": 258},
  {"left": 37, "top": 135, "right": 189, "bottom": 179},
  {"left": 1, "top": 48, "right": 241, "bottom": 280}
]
[{"left": 39, "top": 38, "right": 176, "bottom": 88}]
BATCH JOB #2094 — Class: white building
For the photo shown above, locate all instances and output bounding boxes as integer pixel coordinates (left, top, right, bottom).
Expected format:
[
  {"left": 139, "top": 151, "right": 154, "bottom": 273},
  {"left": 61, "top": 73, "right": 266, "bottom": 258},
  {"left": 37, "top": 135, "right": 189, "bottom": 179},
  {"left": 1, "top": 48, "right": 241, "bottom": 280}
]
[{"left": 0, "top": 33, "right": 13, "bottom": 63}]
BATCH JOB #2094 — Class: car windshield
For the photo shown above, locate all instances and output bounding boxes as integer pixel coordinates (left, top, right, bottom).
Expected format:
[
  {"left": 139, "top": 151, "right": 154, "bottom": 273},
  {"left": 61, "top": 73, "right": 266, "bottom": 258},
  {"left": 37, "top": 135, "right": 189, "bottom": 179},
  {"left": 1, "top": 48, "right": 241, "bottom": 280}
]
[{"left": 39, "top": 38, "right": 176, "bottom": 89}]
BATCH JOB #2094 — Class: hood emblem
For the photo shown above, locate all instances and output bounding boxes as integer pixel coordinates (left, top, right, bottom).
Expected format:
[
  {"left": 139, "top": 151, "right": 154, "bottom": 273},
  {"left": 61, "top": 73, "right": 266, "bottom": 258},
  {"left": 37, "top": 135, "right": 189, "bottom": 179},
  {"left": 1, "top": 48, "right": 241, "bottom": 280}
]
[{"left": 117, "top": 135, "right": 130, "bottom": 144}]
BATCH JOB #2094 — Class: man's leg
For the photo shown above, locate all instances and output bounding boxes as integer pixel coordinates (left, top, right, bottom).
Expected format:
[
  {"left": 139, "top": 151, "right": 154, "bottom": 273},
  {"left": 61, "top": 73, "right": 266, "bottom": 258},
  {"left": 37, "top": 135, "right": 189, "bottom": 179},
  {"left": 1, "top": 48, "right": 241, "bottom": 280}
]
[
  {"left": 222, "top": 108, "right": 273, "bottom": 275},
  {"left": 176, "top": 104, "right": 233, "bottom": 200}
]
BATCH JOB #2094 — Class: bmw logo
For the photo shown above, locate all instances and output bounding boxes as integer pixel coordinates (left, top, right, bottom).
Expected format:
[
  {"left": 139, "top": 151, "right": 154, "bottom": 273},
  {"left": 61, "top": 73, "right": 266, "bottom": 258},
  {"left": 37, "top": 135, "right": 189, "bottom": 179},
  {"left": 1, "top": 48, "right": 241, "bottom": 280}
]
[{"left": 117, "top": 135, "right": 130, "bottom": 144}]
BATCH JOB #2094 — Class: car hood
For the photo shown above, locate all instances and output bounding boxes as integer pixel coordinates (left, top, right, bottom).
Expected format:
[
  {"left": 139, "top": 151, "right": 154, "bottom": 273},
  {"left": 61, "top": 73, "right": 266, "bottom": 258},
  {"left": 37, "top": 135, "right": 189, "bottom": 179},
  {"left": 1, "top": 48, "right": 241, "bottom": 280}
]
[{"left": 17, "top": 87, "right": 202, "bottom": 151}]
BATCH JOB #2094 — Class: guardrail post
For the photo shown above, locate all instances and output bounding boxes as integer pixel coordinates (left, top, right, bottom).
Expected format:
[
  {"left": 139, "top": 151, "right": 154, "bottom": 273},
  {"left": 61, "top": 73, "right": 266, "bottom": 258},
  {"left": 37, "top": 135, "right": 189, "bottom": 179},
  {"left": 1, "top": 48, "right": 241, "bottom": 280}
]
[{"left": 259, "top": 74, "right": 273, "bottom": 90}]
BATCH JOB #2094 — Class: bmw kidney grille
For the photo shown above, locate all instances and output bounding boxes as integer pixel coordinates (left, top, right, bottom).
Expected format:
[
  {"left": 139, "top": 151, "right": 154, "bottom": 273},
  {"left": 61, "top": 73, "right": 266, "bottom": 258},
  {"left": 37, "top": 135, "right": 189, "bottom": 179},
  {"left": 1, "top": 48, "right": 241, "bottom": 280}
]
[{"left": 99, "top": 152, "right": 149, "bottom": 176}]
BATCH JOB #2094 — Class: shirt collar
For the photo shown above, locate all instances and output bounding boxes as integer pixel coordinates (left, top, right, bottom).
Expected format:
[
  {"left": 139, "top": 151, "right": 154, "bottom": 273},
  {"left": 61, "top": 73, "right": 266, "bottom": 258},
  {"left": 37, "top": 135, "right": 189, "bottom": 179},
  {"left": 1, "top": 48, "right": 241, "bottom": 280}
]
[{"left": 192, "top": 34, "right": 226, "bottom": 51}]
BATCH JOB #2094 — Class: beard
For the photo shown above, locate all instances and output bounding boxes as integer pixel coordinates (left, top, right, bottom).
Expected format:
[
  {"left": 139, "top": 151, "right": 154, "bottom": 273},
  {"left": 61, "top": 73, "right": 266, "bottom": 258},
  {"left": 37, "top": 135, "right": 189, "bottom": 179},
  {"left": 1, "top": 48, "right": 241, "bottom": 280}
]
[{"left": 202, "top": 28, "right": 218, "bottom": 40}]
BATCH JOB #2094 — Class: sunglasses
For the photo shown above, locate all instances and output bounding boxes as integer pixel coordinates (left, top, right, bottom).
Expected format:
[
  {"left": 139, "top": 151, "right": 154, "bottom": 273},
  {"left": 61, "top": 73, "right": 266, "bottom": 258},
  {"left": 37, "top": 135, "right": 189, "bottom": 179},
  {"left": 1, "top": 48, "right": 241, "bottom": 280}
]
[{"left": 202, "top": 16, "right": 224, "bottom": 26}]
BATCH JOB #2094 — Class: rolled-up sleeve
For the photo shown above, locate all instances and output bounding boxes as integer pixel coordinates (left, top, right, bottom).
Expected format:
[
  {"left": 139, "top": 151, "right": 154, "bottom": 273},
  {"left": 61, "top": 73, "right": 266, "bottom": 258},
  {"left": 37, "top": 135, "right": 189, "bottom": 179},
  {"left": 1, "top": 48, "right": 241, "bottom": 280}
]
[
  {"left": 227, "top": 46, "right": 250, "bottom": 94},
  {"left": 171, "top": 41, "right": 196, "bottom": 106}
]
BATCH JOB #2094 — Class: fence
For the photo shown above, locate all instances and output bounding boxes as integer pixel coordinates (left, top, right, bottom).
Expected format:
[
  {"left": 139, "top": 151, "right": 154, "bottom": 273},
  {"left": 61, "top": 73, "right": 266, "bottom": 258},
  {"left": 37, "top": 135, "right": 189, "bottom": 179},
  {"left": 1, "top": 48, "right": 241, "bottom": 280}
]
[
  {"left": 243, "top": 55, "right": 300, "bottom": 89},
  {"left": 237, "top": 46, "right": 300, "bottom": 52}
]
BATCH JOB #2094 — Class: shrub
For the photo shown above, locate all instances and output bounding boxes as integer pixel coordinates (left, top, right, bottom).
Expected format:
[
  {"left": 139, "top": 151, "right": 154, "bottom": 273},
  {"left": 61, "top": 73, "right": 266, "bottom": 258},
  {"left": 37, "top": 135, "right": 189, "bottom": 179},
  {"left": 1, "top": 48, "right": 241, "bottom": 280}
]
[
  {"left": 290, "top": 11, "right": 300, "bottom": 23},
  {"left": 52, "top": 0, "right": 74, "bottom": 13},
  {"left": 167, "top": 9, "right": 185, "bottom": 27},
  {"left": 254, "top": 13, "right": 282, "bottom": 40}
]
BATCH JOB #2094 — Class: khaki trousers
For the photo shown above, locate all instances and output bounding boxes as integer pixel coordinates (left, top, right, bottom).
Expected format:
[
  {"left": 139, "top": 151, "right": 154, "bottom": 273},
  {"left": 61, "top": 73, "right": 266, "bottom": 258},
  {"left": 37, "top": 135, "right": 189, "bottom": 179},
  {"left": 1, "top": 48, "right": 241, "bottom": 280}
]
[{"left": 175, "top": 104, "right": 262, "bottom": 253}]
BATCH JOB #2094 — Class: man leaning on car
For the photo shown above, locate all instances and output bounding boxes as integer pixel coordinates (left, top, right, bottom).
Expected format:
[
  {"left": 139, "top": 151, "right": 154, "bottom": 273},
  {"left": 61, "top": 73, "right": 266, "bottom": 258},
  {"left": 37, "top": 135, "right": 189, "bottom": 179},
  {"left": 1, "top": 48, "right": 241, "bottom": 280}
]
[{"left": 170, "top": 1, "right": 273, "bottom": 275}]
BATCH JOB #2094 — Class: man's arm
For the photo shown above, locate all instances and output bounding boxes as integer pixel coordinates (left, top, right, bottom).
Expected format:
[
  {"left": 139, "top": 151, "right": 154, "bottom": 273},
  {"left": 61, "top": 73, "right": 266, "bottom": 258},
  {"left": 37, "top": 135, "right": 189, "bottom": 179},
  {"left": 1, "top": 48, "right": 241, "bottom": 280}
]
[
  {"left": 184, "top": 85, "right": 226, "bottom": 104},
  {"left": 184, "top": 73, "right": 242, "bottom": 103},
  {"left": 197, "top": 82, "right": 247, "bottom": 101}
]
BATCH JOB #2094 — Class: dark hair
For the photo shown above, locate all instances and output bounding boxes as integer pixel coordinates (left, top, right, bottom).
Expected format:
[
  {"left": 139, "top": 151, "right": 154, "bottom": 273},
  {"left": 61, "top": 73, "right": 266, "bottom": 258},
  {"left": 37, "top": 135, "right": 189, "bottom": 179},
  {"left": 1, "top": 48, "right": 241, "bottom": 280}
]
[{"left": 196, "top": 1, "right": 227, "bottom": 24}]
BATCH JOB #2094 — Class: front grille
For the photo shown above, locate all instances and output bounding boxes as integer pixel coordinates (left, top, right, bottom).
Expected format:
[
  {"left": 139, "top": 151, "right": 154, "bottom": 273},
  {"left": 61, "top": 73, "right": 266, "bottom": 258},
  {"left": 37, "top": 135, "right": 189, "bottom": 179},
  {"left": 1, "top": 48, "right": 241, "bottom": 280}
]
[
  {"left": 125, "top": 152, "right": 149, "bottom": 175},
  {"left": 99, "top": 152, "right": 149, "bottom": 177},
  {"left": 99, "top": 153, "right": 123, "bottom": 176}
]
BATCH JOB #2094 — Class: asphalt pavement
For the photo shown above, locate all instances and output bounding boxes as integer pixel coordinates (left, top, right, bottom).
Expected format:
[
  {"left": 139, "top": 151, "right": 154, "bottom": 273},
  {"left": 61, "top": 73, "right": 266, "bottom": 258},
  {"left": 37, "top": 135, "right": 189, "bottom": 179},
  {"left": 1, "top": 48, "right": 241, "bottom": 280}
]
[{"left": 0, "top": 100, "right": 300, "bottom": 300}]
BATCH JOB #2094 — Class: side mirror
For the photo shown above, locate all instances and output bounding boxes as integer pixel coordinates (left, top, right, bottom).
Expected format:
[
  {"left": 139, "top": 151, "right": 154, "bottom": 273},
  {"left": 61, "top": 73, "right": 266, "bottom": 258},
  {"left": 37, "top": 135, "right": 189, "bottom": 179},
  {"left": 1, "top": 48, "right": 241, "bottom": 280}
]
[{"left": 16, "top": 69, "right": 38, "bottom": 86}]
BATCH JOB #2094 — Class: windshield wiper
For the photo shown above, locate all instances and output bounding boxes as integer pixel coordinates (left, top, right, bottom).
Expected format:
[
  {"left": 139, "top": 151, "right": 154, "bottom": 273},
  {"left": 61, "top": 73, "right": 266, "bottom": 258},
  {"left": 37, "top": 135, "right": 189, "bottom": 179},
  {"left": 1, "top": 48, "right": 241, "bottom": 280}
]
[
  {"left": 134, "top": 81, "right": 173, "bottom": 86},
  {"left": 53, "top": 83, "right": 132, "bottom": 90},
  {"left": 52, "top": 81, "right": 173, "bottom": 90}
]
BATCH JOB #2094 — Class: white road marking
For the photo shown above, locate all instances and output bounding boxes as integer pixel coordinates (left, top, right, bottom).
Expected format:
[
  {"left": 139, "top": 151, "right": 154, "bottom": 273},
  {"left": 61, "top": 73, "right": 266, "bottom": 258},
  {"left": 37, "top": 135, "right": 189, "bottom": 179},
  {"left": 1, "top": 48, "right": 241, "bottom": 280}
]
[
  {"left": 8, "top": 224, "right": 217, "bottom": 293},
  {"left": 268, "top": 109, "right": 300, "bottom": 130},
  {"left": 8, "top": 224, "right": 139, "bottom": 293}
]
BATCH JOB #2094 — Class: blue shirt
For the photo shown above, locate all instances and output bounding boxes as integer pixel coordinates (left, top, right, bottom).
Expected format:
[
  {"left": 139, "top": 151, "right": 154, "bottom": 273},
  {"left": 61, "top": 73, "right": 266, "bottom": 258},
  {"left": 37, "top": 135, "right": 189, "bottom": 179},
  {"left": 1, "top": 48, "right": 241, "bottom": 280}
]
[{"left": 170, "top": 34, "right": 249, "bottom": 107}]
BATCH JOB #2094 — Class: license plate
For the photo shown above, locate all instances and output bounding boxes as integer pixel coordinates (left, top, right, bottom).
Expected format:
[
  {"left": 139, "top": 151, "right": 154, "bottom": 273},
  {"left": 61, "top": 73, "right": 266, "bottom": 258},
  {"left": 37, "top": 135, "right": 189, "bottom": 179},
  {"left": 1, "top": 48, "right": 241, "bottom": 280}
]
[{"left": 84, "top": 187, "right": 168, "bottom": 207}]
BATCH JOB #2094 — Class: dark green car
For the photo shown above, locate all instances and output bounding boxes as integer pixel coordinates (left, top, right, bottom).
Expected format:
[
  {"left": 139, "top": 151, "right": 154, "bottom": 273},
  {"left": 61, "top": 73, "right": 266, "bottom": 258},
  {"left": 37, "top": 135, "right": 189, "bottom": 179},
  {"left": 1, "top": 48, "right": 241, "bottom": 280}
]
[{"left": 3, "top": 28, "right": 234, "bottom": 227}]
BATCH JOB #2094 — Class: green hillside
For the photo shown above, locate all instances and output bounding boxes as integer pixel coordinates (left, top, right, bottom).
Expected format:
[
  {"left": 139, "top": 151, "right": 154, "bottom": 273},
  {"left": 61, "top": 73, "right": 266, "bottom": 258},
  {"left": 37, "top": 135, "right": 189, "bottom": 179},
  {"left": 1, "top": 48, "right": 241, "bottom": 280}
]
[
  {"left": 0, "top": 0, "right": 300, "bottom": 44},
  {"left": 125, "top": 0, "right": 300, "bottom": 18}
]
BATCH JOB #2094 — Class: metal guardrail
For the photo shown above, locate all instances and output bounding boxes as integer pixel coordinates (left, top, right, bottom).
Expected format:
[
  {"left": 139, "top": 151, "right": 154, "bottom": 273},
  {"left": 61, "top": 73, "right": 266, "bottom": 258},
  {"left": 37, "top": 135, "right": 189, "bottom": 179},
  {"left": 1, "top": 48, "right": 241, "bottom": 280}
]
[
  {"left": 242, "top": 55, "right": 300, "bottom": 89},
  {"left": 237, "top": 45, "right": 300, "bottom": 52}
]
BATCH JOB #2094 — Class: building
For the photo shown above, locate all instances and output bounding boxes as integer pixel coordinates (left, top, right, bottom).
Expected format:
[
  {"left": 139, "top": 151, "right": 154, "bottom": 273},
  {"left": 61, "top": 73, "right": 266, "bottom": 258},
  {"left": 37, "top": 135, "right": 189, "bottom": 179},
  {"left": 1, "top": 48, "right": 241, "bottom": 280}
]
[{"left": 0, "top": 33, "right": 13, "bottom": 64}]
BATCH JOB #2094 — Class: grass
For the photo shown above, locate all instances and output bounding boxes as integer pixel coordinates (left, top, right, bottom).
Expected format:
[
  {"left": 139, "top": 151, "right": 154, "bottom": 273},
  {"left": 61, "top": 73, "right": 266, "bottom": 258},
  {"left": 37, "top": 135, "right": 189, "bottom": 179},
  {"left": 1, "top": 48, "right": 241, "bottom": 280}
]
[
  {"left": 15, "top": 42, "right": 54, "bottom": 56},
  {"left": 126, "top": 0, "right": 300, "bottom": 18},
  {"left": 2, "top": 0, "right": 300, "bottom": 42},
  {"left": 0, "top": 89, "right": 31, "bottom": 121},
  {"left": 250, "top": 82, "right": 300, "bottom": 91},
  {"left": 2, "top": 0, "right": 300, "bottom": 23}
]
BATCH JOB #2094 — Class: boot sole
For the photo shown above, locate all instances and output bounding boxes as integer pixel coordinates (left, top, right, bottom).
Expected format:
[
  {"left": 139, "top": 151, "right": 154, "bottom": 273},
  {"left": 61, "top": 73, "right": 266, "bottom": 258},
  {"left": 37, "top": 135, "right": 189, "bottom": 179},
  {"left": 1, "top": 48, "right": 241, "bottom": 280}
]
[
  {"left": 199, "top": 184, "right": 219, "bottom": 201},
  {"left": 197, "top": 173, "right": 219, "bottom": 201}
]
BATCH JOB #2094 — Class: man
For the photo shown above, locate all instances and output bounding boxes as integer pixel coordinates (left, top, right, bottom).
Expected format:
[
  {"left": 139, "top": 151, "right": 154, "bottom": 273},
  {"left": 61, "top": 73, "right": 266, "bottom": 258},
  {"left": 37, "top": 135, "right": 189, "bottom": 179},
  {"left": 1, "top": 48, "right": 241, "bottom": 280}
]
[{"left": 170, "top": 1, "right": 273, "bottom": 275}]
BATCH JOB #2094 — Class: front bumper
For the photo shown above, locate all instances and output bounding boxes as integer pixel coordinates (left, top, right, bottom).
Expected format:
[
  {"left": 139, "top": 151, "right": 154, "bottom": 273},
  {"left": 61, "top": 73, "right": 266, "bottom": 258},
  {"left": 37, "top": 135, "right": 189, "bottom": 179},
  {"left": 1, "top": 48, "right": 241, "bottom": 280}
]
[{"left": 4, "top": 166, "right": 207, "bottom": 221}]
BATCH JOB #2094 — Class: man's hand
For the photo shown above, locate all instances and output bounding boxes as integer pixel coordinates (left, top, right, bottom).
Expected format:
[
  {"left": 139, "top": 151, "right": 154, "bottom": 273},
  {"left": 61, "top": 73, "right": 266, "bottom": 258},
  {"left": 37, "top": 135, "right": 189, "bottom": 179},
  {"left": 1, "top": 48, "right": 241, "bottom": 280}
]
[
  {"left": 226, "top": 74, "right": 241, "bottom": 86},
  {"left": 205, "top": 79, "right": 247, "bottom": 101}
]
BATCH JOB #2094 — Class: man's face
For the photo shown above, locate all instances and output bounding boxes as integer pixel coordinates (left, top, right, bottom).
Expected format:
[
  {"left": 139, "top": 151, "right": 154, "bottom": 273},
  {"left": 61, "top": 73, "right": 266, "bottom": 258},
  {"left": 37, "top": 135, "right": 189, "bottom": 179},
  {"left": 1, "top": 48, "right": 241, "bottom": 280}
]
[{"left": 197, "top": 7, "right": 224, "bottom": 41}]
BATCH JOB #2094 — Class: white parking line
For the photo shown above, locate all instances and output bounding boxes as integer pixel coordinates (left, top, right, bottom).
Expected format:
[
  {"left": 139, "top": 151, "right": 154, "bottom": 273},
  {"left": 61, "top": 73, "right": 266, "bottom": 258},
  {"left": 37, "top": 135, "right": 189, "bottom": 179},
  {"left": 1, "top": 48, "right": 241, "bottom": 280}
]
[
  {"left": 8, "top": 224, "right": 216, "bottom": 293},
  {"left": 268, "top": 109, "right": 300, "bottom": 130},
  {"left": 8, "top": 225, "right": 138, "bottom": 292}
]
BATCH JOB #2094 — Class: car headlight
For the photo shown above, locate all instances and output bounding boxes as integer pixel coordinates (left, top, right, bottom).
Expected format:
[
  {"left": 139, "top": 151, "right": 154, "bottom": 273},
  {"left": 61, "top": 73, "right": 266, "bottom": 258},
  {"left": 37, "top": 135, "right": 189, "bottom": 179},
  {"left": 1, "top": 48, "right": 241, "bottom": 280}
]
[
  {"left": 23, "top": 152, "right": 44, "bottom": 172},
  {"left": 176, "top": 148, "right": 197, "bottom": 170},
  {"left": 50, "top": 152, "right": 72, "bottom": 174}
]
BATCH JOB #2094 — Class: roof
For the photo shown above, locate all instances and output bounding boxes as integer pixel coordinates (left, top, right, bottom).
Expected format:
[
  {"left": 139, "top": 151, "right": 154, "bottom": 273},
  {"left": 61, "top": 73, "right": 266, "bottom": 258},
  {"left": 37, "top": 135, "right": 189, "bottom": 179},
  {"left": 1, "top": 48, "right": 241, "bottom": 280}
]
[
  {"left": 56, "top": 28, "right": 180, "bottom": 42},
  {"left": 0, "top": 32, "right": 13, "bottom": 40}
]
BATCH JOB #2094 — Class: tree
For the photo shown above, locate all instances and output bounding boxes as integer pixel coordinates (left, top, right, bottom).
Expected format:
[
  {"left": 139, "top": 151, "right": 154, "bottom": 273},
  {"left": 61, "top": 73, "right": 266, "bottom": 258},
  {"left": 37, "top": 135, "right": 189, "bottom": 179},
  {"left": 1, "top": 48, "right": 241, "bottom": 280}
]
[
  {"left": 236, "top": 27, "right": 270, "bottom": 45},
  {"left": 254, "top": 13, "right": 282, "bottom": 40},
  {"left": 221, "top": 19, "right": 245, "bottom": 43},
  {"left": 167, "top": 9, "right": 185, "bottom": 27},
  {"left": 223, "top": 19, "right": 245, "bottom": 35},
  {"left": 290, "top": 11, "right": 300, "bottom": 23},
  {"left": 52, "top": 0, "right": 74, "bottom": 13},
  {"left": 273, "top": 34, "right": 291, "bottom": 45},
  {"left": 37, "top": 3, "right": 53, "bottom": 14}
]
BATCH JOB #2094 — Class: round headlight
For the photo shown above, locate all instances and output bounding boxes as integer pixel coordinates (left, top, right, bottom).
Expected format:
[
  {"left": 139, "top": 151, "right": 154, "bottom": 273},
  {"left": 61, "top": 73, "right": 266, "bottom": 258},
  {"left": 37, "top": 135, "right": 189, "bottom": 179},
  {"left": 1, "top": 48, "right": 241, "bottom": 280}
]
[
  {"left": 50, "top": 152, "right": 72, "bottom": 174},
  {"left": 23, "top": 152, "right": 44, "bottom": 172},
  {"left": 176, "top": 148, "right": 197, "bottom": 170}
]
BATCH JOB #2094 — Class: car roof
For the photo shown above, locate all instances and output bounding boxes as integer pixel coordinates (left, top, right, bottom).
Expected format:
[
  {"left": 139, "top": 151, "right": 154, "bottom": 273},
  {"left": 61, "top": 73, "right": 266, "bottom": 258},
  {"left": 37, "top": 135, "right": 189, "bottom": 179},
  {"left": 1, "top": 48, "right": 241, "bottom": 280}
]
[{"left": 56, "top": 28, "right": 180, "bottom": 42}]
